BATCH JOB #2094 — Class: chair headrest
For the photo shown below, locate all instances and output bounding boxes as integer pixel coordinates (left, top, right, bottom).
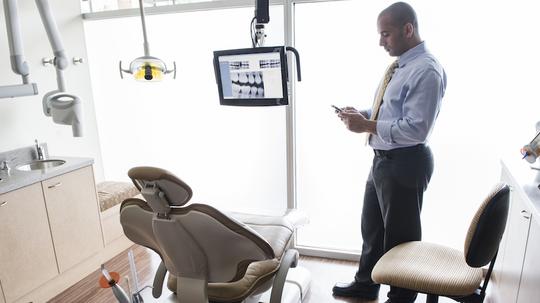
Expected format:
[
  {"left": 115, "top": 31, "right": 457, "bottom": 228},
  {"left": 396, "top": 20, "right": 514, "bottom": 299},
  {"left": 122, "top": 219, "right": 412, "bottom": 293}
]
[{"left": 128, "top": 166, "right": 193, "bottom": 207}]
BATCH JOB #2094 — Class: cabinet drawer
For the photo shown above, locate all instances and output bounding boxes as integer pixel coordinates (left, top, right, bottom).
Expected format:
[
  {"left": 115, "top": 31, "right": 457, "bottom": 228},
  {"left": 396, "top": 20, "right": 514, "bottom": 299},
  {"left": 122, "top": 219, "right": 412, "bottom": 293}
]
[
  {"left": 42, "top": 166, "right": 103, "bottom": 272},
  {"left": 0, "top": 183, "right": 58, "bottom": 303}
]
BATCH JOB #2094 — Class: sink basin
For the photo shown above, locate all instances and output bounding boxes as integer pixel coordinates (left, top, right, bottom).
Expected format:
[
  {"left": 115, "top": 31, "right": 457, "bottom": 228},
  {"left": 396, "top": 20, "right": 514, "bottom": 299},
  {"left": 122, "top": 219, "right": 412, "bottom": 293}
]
[{"left": 16, "top": 159, "right": 66, "bottom": 172}]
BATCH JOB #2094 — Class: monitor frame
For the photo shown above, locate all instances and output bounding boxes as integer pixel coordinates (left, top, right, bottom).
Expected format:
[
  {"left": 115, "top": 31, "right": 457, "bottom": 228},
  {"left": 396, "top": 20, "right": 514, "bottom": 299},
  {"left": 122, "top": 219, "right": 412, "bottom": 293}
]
[{"left": 213, "top": 46, "right": 289, "bottom": 106}]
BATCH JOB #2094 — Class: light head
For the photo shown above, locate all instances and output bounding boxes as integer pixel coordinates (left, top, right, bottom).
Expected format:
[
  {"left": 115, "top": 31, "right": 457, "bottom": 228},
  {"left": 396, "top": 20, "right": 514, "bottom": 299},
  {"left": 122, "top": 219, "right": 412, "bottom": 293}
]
[{"left": 119, "top": 56, "right": 176, "bottom": 82}]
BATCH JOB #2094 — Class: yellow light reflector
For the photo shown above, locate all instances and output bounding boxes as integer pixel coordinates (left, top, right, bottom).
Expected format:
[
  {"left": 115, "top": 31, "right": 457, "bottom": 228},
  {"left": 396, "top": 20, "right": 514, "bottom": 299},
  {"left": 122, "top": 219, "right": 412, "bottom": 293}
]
[{"left": 129, "top": 57, "right": 167, "bottom": 82}]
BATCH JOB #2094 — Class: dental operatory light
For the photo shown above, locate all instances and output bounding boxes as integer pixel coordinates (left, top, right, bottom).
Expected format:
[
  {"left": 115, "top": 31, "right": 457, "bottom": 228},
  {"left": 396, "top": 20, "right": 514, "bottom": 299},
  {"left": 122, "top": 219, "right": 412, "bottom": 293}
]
[{"left": 119, "top": 0, "right": 176, "bottom": 82}]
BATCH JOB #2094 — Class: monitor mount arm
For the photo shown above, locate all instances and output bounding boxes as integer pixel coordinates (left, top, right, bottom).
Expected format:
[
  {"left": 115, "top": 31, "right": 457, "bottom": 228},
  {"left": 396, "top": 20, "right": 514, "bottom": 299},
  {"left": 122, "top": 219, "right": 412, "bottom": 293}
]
[
  {"left": 251, "top": 0, "right": 301, "bottom": 82},
  {"left": 252, "top": 0, "right": 269, "bottom": 47}
]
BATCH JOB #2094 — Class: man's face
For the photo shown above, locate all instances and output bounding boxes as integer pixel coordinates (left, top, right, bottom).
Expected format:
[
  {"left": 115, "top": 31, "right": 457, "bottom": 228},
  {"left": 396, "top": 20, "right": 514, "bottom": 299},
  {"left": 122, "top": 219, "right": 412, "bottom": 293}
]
[{"left": 377, "top": 13, "right": 408, "bottom": 57}]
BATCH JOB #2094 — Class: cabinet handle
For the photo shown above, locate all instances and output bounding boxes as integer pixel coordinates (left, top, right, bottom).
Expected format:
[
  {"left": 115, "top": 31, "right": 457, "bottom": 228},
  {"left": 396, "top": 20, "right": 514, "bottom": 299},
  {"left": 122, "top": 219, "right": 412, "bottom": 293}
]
[
  {"left": 48, "top": 182, "right": 62, "bottom": 189},
  {"left": 0, "top": 201, "right": 7, "bottom": 207},
  {"left": 521, "top": 210, "right": 531, "bottom": 219}
]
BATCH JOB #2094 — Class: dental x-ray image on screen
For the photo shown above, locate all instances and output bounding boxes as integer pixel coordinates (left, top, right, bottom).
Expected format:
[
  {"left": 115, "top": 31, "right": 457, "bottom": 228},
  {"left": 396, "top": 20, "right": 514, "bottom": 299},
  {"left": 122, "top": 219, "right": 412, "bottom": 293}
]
[
  {"left": 214, "top": 47, "right": 288, "bottom": 106},
  {"left": 230, "top": 71, "right": 265, "bottom": 98}
]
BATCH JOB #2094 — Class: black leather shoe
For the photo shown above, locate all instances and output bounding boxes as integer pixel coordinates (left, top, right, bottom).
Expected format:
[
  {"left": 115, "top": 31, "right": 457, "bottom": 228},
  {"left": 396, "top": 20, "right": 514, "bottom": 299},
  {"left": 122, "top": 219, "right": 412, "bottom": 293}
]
[{"left": 332, "top": 281, "right": 379, "bottom": 299}]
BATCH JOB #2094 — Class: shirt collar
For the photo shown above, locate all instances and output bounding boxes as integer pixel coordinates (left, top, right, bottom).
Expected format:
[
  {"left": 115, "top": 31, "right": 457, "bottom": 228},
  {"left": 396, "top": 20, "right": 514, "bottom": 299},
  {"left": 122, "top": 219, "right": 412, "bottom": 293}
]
[{"left": 397, "top": 41, "right": 427, "bottom": 67}]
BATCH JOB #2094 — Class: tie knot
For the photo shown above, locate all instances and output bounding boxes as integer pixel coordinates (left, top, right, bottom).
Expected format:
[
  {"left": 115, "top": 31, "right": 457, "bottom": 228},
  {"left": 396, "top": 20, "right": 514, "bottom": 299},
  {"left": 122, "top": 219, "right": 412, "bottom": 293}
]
[{"left": 384, "top": 60, "right": 399, "bottom": 80}]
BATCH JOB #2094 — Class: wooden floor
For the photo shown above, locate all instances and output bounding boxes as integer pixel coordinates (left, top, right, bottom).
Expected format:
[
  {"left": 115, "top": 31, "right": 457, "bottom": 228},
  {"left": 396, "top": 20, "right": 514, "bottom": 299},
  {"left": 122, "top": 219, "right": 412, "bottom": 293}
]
[{"left": 49, "top": 244, "right": 454, "bottom": 303}]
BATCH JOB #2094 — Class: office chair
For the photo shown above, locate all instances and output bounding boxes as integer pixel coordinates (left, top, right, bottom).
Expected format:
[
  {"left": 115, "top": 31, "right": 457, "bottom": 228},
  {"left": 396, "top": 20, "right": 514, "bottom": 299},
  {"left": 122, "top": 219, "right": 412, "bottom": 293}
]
[
  {"left": 119, "top": 166, "right": 303, "bottom": 303},
  {"left": 371, "top": 183, "right": 510, "bottom": 303}
]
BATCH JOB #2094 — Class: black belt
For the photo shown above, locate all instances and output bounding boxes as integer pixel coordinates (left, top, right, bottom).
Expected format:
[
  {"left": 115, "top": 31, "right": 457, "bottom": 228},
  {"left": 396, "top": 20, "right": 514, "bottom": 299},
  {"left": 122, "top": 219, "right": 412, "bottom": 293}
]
[{"left": 373, "top": 144, "right": 426, "bottom": 157}]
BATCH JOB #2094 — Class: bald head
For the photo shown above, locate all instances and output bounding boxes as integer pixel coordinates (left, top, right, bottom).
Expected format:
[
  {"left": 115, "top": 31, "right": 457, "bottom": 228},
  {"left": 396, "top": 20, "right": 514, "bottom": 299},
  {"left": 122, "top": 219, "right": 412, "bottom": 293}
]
[
  {"left": 379, "top": 2, "right": 419, "bottom": 35},
  {"left": 377, "top": 2, "right": 422, "bottom": 56}
]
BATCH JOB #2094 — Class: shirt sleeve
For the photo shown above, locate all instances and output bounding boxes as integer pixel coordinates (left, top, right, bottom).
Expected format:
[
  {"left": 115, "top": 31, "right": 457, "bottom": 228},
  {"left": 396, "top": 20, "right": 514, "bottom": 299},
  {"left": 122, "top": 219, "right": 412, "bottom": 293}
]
[{"left": 376, "top": 67, "right": 445, "bottom": 144}]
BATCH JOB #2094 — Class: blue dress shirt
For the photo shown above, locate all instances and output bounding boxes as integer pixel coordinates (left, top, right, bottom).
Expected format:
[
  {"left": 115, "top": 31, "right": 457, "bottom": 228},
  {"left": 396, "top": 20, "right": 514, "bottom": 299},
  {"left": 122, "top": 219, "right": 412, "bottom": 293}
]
[{"left": 366, "top": 42, "right": 447, "bottom": 150}]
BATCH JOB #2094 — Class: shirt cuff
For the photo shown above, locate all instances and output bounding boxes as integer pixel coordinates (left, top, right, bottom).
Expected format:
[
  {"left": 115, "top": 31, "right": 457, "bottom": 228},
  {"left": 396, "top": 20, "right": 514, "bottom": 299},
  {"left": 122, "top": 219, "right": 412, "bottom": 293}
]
[{"left": 376, "top": 120, "right": 394, "bottom": 144}]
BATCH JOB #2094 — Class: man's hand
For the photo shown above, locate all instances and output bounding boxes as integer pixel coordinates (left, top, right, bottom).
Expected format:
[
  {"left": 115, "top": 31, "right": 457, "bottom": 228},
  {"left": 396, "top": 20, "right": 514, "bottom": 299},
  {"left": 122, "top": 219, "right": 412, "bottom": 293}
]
[{"left": 338, "top": 109, "right": 378, "bottom": 134}]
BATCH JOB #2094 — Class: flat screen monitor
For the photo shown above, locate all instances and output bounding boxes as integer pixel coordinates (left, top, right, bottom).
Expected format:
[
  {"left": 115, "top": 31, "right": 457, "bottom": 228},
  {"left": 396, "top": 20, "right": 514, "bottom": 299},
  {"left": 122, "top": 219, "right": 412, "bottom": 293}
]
[{"left": 213, "top": 46, "right": 288, "bottom": 106}]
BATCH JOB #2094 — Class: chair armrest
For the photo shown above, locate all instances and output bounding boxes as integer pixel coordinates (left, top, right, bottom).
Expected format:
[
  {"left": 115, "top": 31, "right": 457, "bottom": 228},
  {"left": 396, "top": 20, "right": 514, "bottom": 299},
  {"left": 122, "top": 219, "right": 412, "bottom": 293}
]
[
  {"left": 283, "top": 209, "right": 309, "bottom": 228},
  {"left": 269, "top": 249, "right": 299, "bottom": 303},
  {"left": 227, "top": 209, "right": 309, "bottom": 229},
  {"left": 152, "top": 261, "right": 167, "bottom": 298}
]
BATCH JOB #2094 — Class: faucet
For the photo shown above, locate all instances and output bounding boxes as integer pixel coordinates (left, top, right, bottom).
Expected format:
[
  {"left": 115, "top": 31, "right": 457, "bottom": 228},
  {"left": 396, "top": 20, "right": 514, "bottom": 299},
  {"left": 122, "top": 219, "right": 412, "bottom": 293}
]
[
  {"left": 1, "top": 158, "right": 15, "bottom": 175},
  {"left": 35, "top": 139, "right": 45, "bottom": 160}
]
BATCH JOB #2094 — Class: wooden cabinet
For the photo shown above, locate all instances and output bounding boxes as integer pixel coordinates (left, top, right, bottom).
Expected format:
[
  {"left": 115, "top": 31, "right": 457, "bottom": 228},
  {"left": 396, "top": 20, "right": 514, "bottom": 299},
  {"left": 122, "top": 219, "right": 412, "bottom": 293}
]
[
  {"left": 42, "top": 166, "right": 103, "bottom": 273},
  {"left": 0, "top": 183, "right": 58, "bottom": 303},
  {"left": 517, "top": 216, "right": 540, "bottom": 303}
]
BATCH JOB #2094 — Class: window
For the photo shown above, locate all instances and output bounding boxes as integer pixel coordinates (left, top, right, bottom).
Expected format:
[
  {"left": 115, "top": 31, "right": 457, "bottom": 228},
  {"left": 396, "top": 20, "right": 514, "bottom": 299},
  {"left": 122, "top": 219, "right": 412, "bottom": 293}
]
[{"left": 294, "top": 0, "right": 540, "bottom": 252}]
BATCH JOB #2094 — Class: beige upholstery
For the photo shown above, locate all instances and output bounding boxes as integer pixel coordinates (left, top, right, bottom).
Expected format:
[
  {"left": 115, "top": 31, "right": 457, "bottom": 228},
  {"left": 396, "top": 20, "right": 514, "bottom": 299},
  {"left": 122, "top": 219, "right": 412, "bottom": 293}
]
[
  {"left": 164, "top": 211, "right": 297, "bottom": 299},
  {"left": 120, "top": 166, "right": 300, "bottom": 303},
  {"left": 372, "top": 183, "right": 510, "bottom": 303},
  {"left": 228, "top": 212, "right": 295, "bottom": 259},
  {"left": 166, "top": 259, "right": 280, "bottom": 302},
  {"left": 97, "top": 181, "right": 139, "bottom": 212},
  {"left": 372, "top": 242, "right": 482, "bottom": 296}
]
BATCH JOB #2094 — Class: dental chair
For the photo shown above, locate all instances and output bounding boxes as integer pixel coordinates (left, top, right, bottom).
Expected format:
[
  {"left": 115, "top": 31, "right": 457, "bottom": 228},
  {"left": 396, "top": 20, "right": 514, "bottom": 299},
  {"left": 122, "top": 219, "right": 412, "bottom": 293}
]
[{"left": 119, "top": 166, "right": 310, "bottom": 303}]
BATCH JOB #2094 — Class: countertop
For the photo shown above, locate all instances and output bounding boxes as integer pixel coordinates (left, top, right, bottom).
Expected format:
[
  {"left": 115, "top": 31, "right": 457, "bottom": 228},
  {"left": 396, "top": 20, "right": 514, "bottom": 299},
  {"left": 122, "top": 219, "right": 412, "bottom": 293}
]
[{"left": 0, "top": 156, "right": 94, "bottom": 195}]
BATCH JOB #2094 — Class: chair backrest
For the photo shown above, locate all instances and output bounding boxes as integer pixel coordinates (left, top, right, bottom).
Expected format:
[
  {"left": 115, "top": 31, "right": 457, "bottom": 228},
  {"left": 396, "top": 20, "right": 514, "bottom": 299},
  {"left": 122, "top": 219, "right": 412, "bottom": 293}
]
[
  {"left": 120, "top": 166, "right": 275, "bottom": 282},
  {"left": 463, "top": 182, "right": 510, "bottom": 267}
]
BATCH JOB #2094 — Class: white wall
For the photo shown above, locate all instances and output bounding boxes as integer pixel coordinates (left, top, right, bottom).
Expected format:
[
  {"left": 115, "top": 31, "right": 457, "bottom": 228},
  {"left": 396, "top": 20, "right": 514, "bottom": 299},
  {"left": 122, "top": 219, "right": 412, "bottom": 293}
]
[
  {"left": 0, "top": 0, "right": 104, "bottom": 181},
  {"left": 84, "top": 7, "right": 288, "bottom": 214}
]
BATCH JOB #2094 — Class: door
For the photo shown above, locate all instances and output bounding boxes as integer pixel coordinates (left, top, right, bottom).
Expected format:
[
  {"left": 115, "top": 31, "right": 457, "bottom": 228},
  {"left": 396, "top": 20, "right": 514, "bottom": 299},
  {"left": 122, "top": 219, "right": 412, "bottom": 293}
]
[
  {"left": 0, "top": 183, "right": 58, "bottom": 303},
  {"left": 42, "top": 166, "right": 103, "bottom": 272}
]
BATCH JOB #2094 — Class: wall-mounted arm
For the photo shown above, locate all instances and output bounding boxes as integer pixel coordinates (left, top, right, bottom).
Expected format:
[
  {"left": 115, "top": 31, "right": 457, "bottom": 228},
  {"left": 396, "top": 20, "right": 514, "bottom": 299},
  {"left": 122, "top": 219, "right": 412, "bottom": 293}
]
[
  {"left": 35, "top": 0, "right": 83, "bottom": 137},
  {"left": 252, "top": 0, "right": 269, "bottom": 47},
  {"left": 35, "top": 0, "right": 68, "bottom": 91},
  {"left": 286, "top": 46, "right": 301, "bottom": 82},
  {"left": 4, "top": 0, "right": 29, "bottom": 79},
  {"left": 0, "top": 0, "right": 39, "bottom": 98}
]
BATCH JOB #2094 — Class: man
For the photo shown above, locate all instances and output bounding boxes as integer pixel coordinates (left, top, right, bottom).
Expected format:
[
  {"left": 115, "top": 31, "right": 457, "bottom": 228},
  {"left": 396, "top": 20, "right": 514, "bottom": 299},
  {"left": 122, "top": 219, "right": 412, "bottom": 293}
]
[{"left": 332, "top": 2, "right": 447, "bottom": 303}]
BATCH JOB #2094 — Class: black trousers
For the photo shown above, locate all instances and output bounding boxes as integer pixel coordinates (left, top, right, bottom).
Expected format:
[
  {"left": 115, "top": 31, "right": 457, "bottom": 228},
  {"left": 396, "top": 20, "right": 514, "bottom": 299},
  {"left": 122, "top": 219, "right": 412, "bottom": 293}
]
[{"left": 354, "top": 144, "right": 433, "bottom": 303}]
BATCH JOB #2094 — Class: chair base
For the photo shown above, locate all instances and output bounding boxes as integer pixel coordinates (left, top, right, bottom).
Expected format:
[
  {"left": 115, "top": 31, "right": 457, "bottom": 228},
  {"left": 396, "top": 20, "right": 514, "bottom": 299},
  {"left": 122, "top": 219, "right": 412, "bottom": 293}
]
[{"left": 425, "top": 289, "right": 485, "bottom": 303}]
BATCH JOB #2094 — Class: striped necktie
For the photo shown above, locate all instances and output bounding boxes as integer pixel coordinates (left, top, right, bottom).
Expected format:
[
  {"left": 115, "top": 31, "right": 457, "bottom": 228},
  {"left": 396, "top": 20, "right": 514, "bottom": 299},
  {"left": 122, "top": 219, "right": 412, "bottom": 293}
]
[{"left": 366, "top": 60, "right": 399, "bottom": 145}]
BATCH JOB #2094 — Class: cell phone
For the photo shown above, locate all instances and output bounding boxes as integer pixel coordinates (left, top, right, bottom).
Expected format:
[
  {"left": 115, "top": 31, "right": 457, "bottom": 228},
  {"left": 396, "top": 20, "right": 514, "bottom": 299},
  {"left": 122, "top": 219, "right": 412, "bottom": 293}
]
[{"left": 331, "top": 105, "right": 342, "bottom": 113}]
